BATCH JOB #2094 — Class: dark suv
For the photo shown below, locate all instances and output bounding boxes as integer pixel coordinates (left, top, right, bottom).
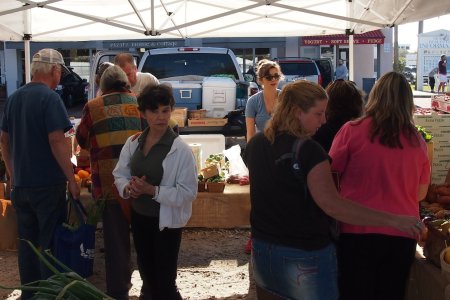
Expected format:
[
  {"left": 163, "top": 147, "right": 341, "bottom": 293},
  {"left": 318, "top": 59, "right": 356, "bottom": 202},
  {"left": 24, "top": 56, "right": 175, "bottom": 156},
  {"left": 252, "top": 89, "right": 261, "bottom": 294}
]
[
  {"left": 314, "top": 58, "right": 334, "bottom": 88},
  {"left": 55, "top": 66, "right": 88, "bottom": 107}
]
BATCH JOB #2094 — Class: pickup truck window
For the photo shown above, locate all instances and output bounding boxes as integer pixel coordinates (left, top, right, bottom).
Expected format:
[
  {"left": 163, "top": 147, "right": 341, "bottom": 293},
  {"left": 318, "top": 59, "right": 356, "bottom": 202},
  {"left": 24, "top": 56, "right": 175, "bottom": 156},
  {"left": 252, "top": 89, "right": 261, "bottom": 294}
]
[{"left": 140, "top": 53, "right": 240, "bottom": 80}]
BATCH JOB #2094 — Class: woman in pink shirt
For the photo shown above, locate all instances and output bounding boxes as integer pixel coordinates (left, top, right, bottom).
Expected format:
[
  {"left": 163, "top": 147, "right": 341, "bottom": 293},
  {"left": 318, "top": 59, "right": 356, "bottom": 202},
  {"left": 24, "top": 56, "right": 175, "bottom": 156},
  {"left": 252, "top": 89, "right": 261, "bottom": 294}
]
[{"left": 329, "top": 72, "right": 430, "bottom": 300}]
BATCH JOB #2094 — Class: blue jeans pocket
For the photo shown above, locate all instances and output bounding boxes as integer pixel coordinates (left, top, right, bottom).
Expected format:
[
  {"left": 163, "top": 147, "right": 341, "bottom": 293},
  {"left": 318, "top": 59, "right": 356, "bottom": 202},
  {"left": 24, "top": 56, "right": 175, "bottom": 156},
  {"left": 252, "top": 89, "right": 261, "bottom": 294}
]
[{"left": 252, "top": 238, "right": 338, "bottom": 300}]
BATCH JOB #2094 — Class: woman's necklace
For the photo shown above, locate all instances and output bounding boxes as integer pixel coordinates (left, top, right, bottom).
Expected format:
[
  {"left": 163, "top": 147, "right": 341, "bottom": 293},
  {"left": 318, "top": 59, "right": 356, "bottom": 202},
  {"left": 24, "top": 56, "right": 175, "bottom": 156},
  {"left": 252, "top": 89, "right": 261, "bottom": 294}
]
[{"left": 264, "top": 90, "right": 278, "bottom": 115}]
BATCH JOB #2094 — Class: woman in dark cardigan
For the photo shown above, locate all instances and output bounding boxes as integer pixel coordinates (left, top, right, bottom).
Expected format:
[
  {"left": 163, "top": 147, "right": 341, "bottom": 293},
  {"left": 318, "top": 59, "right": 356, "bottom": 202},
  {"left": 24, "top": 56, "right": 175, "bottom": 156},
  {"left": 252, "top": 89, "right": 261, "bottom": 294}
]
[{"left": 313, "top": 79, "right": 364, "bottom": 152}]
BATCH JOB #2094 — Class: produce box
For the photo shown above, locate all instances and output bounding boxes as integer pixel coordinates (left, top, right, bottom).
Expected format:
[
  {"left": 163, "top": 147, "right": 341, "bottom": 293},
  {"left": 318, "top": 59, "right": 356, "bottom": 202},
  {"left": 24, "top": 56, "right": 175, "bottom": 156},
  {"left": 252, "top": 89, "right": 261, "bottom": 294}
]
[
  {"left": 425, "top": 223, "right": 450, "bottom": 267},
  {"left": 188, "top": 118, "right": 228, "bottom": 127}
]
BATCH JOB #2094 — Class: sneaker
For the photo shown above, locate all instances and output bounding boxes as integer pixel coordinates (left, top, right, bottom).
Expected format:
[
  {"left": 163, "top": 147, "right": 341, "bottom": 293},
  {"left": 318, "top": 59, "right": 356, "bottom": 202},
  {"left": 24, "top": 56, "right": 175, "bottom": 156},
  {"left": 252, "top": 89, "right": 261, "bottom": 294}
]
[{"left": 244, "top": 238, "right": 252, "bottom": 254}]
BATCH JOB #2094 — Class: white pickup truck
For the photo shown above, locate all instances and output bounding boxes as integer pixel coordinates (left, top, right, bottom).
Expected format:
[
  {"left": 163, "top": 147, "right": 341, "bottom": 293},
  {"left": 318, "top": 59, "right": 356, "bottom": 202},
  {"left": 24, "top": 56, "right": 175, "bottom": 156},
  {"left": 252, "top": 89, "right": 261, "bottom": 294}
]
[
  {"left": 138, "top": 47, "right": 255, "bottom": 117},
  {"left": 89, "top": 47, "right": 255, "bottom": 136}
]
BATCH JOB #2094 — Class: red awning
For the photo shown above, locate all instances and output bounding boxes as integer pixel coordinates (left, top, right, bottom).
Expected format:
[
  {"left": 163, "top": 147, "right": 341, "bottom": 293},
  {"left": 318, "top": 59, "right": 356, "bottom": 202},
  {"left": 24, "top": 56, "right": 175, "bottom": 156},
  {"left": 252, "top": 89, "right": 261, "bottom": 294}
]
[{"left": 301, "top": 30, "right": 385, "bottom": 46}]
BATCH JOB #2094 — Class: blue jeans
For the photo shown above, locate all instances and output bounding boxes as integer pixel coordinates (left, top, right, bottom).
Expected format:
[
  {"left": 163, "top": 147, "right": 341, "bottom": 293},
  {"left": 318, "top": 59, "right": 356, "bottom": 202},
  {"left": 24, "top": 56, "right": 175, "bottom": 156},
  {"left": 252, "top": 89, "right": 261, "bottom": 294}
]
[
  {"left": 12, "top": 184, "right": 67, "bottom": 300},
  {"left": 251, "top": 238, "right": 338, "bottom": 300}
]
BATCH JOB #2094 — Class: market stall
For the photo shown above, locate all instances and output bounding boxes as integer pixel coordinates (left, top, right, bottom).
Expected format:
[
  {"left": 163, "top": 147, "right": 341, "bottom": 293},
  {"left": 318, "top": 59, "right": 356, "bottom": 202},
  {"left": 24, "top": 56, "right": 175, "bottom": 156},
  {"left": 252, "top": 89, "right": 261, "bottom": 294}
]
[{"left": 187, "top": 184, "right": 250, "bottom": 228}]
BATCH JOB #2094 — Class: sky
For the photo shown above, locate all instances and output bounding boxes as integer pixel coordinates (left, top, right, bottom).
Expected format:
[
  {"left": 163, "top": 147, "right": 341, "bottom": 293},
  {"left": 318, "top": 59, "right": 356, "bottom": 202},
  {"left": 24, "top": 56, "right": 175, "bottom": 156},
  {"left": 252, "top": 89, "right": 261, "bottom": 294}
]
[{"left": 398, "top": 14, "right": 450, "bottom": 52}]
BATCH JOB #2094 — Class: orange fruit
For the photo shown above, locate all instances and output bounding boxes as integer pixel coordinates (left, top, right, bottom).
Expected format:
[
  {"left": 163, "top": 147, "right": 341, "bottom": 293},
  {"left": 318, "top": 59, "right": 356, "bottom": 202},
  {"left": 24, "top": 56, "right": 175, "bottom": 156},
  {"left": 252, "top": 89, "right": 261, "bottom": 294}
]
[
  {"left": 74, "top": 174, "right": 81, "bottom": 183},
  {"left": 445, "top": 249, "right": 450, "bottom": 265},
  {"left": 77, "top": 169, "right": 90, "bottom": 179}
]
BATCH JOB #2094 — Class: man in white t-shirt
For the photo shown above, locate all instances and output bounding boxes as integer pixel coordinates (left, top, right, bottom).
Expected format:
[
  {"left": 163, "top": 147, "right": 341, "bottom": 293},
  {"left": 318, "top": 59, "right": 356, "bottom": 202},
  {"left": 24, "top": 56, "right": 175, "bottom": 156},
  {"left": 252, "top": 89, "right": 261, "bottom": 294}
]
[{"left": 114, "top": 53, "right": 159, "bottom": 96}]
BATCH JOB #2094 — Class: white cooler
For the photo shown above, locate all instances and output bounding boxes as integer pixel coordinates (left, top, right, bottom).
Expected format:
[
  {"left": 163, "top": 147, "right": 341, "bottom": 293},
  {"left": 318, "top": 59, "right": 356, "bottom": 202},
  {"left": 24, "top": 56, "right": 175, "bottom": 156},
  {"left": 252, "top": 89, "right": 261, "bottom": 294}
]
[{"left": 202, "top": 77, "right": 236, "bottom": 118}]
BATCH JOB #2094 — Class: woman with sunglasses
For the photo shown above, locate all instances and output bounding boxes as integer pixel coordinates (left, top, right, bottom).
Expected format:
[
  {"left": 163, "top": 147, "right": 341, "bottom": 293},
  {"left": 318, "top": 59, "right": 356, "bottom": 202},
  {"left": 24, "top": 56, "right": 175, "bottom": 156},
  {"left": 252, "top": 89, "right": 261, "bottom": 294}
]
[{"left": 245, "top": 59, "right": 284, "bottom": 142}]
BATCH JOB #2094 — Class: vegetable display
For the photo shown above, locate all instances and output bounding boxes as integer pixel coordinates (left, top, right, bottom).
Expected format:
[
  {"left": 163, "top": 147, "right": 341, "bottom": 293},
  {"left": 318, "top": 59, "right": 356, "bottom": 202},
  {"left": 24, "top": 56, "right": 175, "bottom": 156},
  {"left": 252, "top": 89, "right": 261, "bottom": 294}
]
[{"left": 0, "top": 240, "right": 113, "bottom": 300}]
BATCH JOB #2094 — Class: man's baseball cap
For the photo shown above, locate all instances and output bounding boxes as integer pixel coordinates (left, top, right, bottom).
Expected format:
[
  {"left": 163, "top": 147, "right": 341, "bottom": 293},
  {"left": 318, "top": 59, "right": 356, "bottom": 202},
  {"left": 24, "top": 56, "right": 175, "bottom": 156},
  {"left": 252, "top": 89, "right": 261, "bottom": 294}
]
[{"left": 32, "top": 48, "right": 65, "bottom": 65}]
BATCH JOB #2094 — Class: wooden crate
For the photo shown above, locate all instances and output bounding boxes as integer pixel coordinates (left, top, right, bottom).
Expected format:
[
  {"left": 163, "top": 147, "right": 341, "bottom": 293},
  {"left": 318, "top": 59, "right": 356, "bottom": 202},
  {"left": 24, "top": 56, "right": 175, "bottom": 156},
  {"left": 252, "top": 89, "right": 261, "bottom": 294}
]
[{"left": 188, "top": 118, "right": 228, "bottom": 127}]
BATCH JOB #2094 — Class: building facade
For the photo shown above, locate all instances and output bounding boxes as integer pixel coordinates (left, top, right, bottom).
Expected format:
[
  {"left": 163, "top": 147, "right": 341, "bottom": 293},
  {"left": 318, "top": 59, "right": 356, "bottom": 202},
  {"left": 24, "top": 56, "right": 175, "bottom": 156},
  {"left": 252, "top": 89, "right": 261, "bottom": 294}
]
[{"left": 1, "top": 30, "right": 393, "bottom": 97}]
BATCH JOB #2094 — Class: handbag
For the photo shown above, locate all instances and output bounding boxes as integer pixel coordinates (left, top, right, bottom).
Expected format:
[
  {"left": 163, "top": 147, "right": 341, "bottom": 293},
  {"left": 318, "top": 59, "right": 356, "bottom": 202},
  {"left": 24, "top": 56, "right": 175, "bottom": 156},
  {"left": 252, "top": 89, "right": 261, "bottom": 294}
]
[{"left": 53, "top": 196, "right": 96, "bottom": 278}]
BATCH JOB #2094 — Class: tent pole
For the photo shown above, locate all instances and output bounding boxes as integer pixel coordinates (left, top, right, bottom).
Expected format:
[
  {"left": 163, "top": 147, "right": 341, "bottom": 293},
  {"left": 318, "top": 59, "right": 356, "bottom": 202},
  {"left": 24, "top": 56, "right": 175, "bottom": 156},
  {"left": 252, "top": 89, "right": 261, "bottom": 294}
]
[
  {"left": 349, "top": 35, "right": 354, "bottom": 82},
  {"left": 347, "top": 0, "right": 354, "bottom": 82},
  {"left": 24, "top": 9, "right": 31, "bottom": 84}
]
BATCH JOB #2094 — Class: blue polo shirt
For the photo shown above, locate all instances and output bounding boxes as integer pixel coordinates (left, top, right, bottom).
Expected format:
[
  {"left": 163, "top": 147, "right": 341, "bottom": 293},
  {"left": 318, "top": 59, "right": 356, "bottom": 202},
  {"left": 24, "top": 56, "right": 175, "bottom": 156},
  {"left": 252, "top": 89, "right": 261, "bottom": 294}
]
[{"left": 1, "top": 82, "right": 72, "bottom": 187}]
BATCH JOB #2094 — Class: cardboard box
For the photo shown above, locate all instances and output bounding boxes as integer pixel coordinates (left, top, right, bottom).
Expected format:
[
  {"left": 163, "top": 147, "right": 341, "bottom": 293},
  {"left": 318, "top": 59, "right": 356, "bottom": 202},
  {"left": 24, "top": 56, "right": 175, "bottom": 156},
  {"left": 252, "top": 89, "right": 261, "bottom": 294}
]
[
  {"left": 172, "top": 107, "right": 188, "bottom": 128},
  {"left": 188, "top": 118, "right": 228, "bottom": 127}
]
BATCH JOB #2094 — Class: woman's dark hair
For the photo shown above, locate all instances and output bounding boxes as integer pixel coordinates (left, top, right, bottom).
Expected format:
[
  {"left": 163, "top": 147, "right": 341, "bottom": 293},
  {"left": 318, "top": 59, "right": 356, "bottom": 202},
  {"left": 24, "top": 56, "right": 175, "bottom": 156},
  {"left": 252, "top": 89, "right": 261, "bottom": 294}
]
[
  {"left": 325, "top": 79, "right": 364, "bottom": 126},
  {"left": 137, "top": 83, "right": 175, "bottom": 111}
]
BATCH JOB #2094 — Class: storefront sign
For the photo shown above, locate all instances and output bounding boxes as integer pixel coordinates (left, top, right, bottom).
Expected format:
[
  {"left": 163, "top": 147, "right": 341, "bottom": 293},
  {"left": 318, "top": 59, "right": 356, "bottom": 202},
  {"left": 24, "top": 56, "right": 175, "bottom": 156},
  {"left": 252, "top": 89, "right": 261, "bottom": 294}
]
[
  {"left": 106, "top": 40, "right": 183, "bottom": 49},
  {"left": 302, "top": 30, "right": 385, "bottom": 45}
]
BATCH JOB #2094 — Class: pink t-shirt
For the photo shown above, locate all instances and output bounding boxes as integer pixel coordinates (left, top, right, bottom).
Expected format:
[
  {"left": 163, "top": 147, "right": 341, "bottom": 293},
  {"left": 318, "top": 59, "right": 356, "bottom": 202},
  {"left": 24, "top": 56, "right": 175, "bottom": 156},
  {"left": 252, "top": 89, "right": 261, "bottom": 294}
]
[{"left": 329, "top": 118, "right": 430, "bottom": 238}]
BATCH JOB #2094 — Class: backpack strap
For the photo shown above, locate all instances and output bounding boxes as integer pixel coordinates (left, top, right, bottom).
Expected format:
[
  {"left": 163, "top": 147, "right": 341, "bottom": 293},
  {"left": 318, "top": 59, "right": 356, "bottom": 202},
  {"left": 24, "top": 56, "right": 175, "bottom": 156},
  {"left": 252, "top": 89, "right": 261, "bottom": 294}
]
[
  {"left": 275, "top": 138, "right": 307, "bottom": 182},
  {"left": 291, "top": 138, "right": 306, "bottom": 181}
]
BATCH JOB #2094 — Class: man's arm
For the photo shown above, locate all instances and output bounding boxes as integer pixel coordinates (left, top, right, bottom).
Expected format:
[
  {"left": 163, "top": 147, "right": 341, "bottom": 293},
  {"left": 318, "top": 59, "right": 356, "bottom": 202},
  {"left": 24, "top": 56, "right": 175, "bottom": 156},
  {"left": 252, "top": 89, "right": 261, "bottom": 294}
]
[
  {"left": 48, "top": 130, "right": 80, "bottom": 199},
  {"left": 0, "top": 131, "right": 13, "bottom": 185}
]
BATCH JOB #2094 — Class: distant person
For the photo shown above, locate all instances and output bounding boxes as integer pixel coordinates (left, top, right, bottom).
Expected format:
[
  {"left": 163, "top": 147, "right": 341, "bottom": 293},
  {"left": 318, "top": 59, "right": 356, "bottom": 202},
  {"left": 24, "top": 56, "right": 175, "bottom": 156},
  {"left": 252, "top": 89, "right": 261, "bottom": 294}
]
[
  {"left": 334, "top": 59, "right": 348, "bottom": 80},
  {"left": 114, "top": 53, "right": 179, "bottom": 134},
  {"left": 438, "top": 54, "right": 447, "bottom": 94},
  {"left": 113, "top": 84, "right": 197, "bottom": 300},
  {"left": 428, "top": 67, "right": 438, "bottom": 93},
  {"left": 0, "top": 48, "right": 80, "bottom": 300},
  {"left": 76, "top": 65, "right": 142, "bottom": 300},
  {"left": 313, "top": 80, "right": 364, "bottom": 152},
  {"left": 114, "top": 53, "right": 159, "bottom": 96}
]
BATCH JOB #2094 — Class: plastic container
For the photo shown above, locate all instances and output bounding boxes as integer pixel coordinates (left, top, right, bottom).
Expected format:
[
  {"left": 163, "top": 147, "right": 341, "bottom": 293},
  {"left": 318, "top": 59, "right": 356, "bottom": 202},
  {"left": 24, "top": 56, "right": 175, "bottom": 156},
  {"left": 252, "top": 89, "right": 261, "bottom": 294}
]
[
  {"left": 202, "top": 77, "right": 236, "bottom": 118},
  {"left": 169, "top": 82, "right": 202, "bottom": 110}
]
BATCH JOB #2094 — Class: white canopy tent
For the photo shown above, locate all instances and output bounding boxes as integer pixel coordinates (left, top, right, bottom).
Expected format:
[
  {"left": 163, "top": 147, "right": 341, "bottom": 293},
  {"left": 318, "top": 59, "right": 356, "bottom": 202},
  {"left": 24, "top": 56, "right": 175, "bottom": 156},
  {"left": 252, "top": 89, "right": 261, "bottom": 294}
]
[{"left": 1, "top": 0, "right": 449, "bottom": 81}]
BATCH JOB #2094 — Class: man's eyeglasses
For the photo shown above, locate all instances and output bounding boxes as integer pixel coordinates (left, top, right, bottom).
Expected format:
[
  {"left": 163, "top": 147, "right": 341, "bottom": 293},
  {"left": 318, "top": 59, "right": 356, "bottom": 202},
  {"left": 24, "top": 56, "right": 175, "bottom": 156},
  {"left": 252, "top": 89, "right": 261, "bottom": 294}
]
[{"left": 264, "top": 74, "right": 281, "bottom": 81}]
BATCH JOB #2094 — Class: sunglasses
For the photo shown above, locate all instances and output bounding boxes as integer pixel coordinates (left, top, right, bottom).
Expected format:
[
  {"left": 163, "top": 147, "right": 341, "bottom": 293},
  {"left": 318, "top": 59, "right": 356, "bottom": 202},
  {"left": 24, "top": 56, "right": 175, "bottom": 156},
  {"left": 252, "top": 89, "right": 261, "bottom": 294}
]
[{"left": 264, "top": 74, "right": 281, "bottom": 81}]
